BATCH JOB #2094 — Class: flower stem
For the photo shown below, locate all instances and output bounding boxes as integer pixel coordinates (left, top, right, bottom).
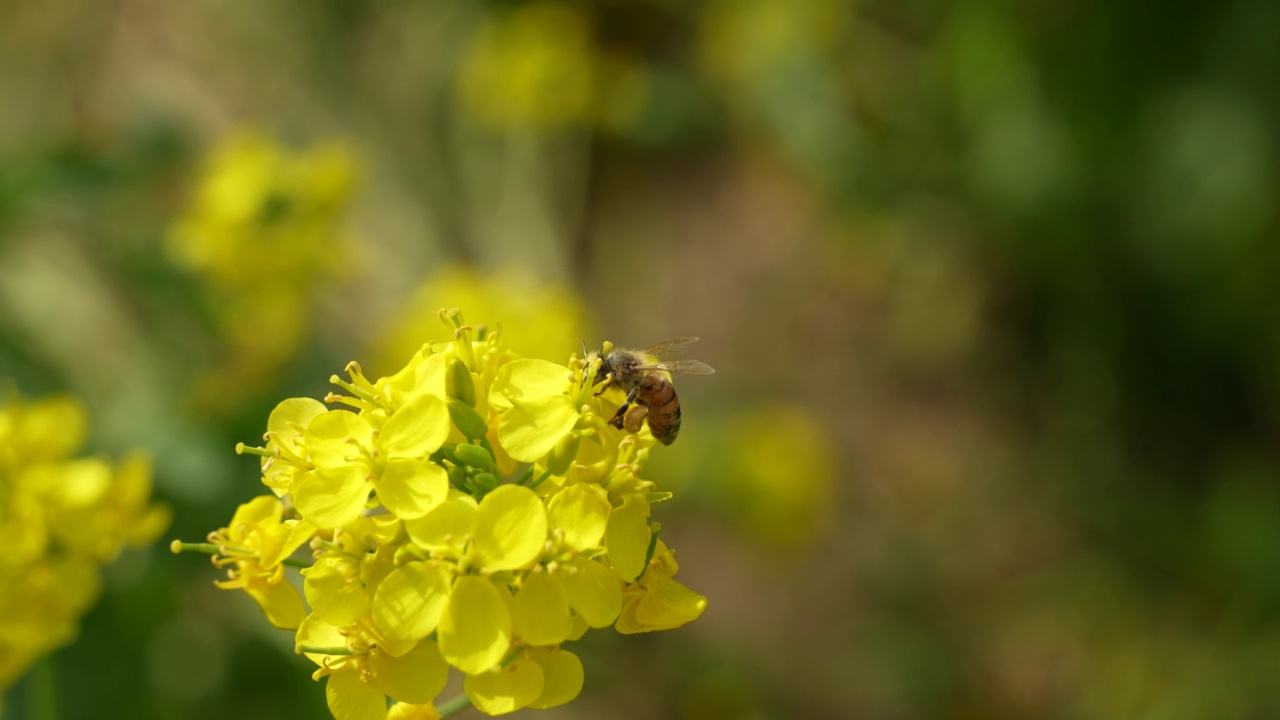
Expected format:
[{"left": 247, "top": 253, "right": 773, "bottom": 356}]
[
  {"left": 27, "top": 656, "right": 58, "bottom": 720},
  {"left": 297, "top": 646, "right": 352, "bottom": 656},
  {"left": 436, "top": 693, "right": 473, "bottom": 718}
]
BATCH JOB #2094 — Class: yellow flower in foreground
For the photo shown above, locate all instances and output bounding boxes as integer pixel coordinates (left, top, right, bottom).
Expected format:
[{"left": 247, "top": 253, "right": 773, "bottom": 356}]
[
  {"left": 616, "top": 540, "right": 707, "bottom": 634},
  {"left": 298, "top": 615, "right": 449, "bottom": 720},
  {"left": 207, "top": 495, "right": 315, "bottom": 629},
  {"left": 0, "top": 388, "right": 170, "bottom": 692},
  {"left": 179, "top": 309, "right": 706, "bottom": 717}
]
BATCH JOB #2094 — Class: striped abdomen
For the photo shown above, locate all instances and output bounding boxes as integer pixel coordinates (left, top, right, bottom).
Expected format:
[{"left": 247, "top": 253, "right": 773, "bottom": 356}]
[{"left": 637, "top": 373, "right": 682, "bottom": 445}]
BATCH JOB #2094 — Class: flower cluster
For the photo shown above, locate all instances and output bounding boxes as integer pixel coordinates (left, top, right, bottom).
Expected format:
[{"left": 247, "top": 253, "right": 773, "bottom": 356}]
[
  {"left": 181, "top": 311, "right": 706, "bottom": 719},
  {"left": 0, "top": 389, "right": 171, "bottom": 698},
  {"left": 166, "top": 131, "right": 358, "bottom": 409}
]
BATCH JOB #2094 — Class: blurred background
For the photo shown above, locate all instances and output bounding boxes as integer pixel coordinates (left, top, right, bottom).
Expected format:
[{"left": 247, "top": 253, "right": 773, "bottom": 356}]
[{"left": 2, "top": 0, "right": 1280, "bottom": 718}]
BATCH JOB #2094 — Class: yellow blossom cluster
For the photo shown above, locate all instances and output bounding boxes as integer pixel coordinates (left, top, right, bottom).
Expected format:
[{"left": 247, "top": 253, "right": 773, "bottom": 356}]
[
  {"left": 166, "top": 132, "right": 358, "bottom": 409},
  {"left": 182, "top": 311, "right": 706, "bottom": 719},
  {"left": 0, "top": 390, "right": 171, "bottom": 697}
]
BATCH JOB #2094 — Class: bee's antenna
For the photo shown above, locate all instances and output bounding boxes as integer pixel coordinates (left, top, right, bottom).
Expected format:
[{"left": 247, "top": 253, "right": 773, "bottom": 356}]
[{"left": 582, "top": 339, "right": 589, "bottom": 358}]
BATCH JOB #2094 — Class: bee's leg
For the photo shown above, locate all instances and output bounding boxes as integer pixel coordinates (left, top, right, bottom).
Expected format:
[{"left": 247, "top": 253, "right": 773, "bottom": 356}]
[
  {"left": 608, "top": 387, "right": 640, "bottom": 429},
  {"left": 622, "top": 404, "right": 649, "bottom": 434}
]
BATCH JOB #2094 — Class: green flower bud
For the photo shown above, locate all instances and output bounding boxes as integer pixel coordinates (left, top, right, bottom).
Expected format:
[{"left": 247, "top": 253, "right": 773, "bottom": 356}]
[
  {"left": 448, "top": 464, "right": 471, "bottom": 492},
  {"left": 472, "top": 471, "right": 498, "bottom": 494},
  {"left": 448, "top": 397, "right": 489, "bottom": 440},
  {"left": 446, "top": 357, "right": 477, "bottom": 407},
  {"left": 454, "top": 442, "right": 496, "bottom": 471}
]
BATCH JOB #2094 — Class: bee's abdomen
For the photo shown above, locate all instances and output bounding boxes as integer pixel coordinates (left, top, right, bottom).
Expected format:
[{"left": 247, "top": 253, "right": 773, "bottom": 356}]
[{"left": 639, "top": 375, "right": 682, "bottom": 444}]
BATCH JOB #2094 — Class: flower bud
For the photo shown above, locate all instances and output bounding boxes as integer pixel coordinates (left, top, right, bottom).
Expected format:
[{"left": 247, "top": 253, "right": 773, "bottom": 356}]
[
  {"left": 448, "top": 464, "right": 471, "bottom": 491},
  {"left": 447, "top": 397, "right": 488, "bottom": 440},
  {"left": 446, "top": 357, "right": 477, "bottom": 407},
  {"left": 454, "top": 442, "right": 496, "bottom": 471},
  {"left": 472, "top": 471, "right": 498, "bottom": 494}
]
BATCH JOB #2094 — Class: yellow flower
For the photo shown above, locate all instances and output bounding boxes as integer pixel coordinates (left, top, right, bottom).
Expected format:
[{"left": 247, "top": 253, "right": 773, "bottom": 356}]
[
  {"left": 390, "top": 484, "right": 549, "bottom": 673},
  {"left": 182, "top": 309, "right": 707, "bottom": 718},
  {"left": 456, "top": 3, "right": 596, "bottom": 131},
  {"left": 0, "top": 388, "right": 170, "bottom": 691},
  {"left": 373, "top": 268, "right": 592, "bottom": 379},
  {"left": 303, "top": 515, "right": 403, "bottom": 627},
  {"left": 463, "top": 646, "right": 584, "bottom": 715},
  {"left": 165, "top": 131, "right": 359, "bottom": 409},
  {"left": 293, "top": 395, "right": 451, "bottom": 528},
  {"left": 615, "top": 540, "right": 707, "bottom": 634},
  {"left": 297, "top": 616, "right": 449, "bottom": 720},
  {"left": 207, "top": 495, "right": 315, "bottom": 629}
]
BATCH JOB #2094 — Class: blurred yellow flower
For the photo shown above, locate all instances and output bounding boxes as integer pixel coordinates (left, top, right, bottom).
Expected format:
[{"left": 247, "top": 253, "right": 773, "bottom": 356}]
[
  {"left": 165, "top": 131, "right": 358, "bottom": 409},
  {"left": 0, "top": 388, "right": 171, "bottom": 692},
  {"left": 646, "top": 402, "right": 835, "bottom": 548},
  {"left": 373, "top": 267, "right": 592, "bottom": 378},
  {"left": 728, "top": 405, "right": 835, "bottom": 547},
  {"left": 457, "top": 3, "right": 596, "bottom": 132},
  {"left": 700, "top": 0, "right": 849, "bottom": 99}
]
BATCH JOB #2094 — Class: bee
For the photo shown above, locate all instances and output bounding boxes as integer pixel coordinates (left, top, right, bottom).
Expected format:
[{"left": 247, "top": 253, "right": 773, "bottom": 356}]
[{"left": 592, "top": 337, "right": 715, "bottom": 445}]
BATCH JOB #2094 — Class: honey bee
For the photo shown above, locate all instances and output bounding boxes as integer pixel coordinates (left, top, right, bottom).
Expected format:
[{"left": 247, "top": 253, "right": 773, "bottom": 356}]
[{"left": 593, "top": 337, "right": 715, "bottom": 445}]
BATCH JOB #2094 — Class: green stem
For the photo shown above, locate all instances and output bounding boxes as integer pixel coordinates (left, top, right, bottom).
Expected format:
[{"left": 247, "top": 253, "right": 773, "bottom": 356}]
[
  {"left": 436, "top": 693, "right": 473, "bottom": 718},
  {"left": 27, "top": 656, "right": 58, "bottom": 720},
  {"left": 528, "top": 469, "right": 553, "bottom": 491},
  {"left": 297, "top": 646, "right": 352, "bottom": 656}
]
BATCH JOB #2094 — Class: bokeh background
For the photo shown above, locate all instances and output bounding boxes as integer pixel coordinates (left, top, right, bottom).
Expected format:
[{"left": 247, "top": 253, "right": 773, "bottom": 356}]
[{"left": 3, "top": 0, "right": 1280, "bottom": 718}]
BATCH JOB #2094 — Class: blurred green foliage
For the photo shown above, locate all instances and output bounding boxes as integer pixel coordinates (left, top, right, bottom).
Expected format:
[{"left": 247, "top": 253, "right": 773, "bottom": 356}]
[{"left": 2, "top": 0, "right": 1280, "bottom": 718}]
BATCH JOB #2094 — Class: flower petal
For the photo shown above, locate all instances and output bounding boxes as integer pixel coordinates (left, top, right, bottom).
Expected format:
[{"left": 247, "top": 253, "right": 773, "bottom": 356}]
[
  {"left": 527, "top": 648, "right": 584, "bottom": 709},
  {"left": 510, "top": 569, "right": 573, "bottom": 647},
  {"left": 327, "top": 668, "right": 387, "bottom": 720},
  {"left": 387, "top": 703, "right": 441, "bottom": 720},
  {"left": 304, "top": 556, "right": 369, "bottom": 627},
  {"left": 615, "top": 575, "right": 708, "bottom": 634},
  {"left": 497, "top": 396, "right": 580, "bottom": 463},
  {"left": 306, "top": 410, "right": 374, "bottom": 467},
  {"left": 634, "top": 574, "right": 707, "bottom": 628},
  {"left": 488, "top": 359, "right": 572, "bottom": 411},
  {"left": 267, "top": 397, "right": 328, "bottom": 453},
  {"left": 229, "top": 495, "right": 283, "bottom": 534},
  {"left": 376, "top": 459, "right": 449, "bottom": 519},
  {"left": 405, "top": 491, "right": 477, "bottom": 554},
  {"left": 437, "top": 575, "right": 510, "bottom": 675},
  {"left": 296, "top": 612, "right": 348, "bottom": 662},
  {"left": 546, "top": 483, "right": 610, "bottom": 551},
  {"left": 380, "top": 394, "right": 451, "bottom": 459},
  {"left": 463, "top": 658, "right": 544, "bottom": 716},
  {"left": 244, "top": 573, "right": 308, "bottom": 629},
  {"left": 604, "top": 493, "right": 651, "bottom": 581},
  {"left": 372, "top": 561, "right": 451, "bottom": 642},
  {"left": 472, "top": 485, "right": 548, "bottom": 571},
  {"left": 562, "top": 559, "right": 622, "bottom": 628},
  {"left": 370, "top": 639, "right": 449, "bottom": 705},
  {"left": 295, "top": 466, "right": 371, "bottom": 529}
]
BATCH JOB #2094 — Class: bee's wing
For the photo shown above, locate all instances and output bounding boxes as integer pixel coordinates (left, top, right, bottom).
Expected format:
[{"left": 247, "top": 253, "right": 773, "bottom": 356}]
[
  {"left": 640, "top": 337, "right": 701, "bottom": 360},
  {"left": 642, "top": 359, "right": 716, "bottom": 375}
]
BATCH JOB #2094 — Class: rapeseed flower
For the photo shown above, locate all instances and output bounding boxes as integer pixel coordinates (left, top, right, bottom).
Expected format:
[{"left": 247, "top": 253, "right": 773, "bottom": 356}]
[
  {"left": 0, "top": 389, "right": 170, "bottom": 698},
  {"left": 166, "top": 132, "right": 358, "bottom": 410},
  {"left": 177, "top": 310, "right": 707, "bottom": 718}
]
